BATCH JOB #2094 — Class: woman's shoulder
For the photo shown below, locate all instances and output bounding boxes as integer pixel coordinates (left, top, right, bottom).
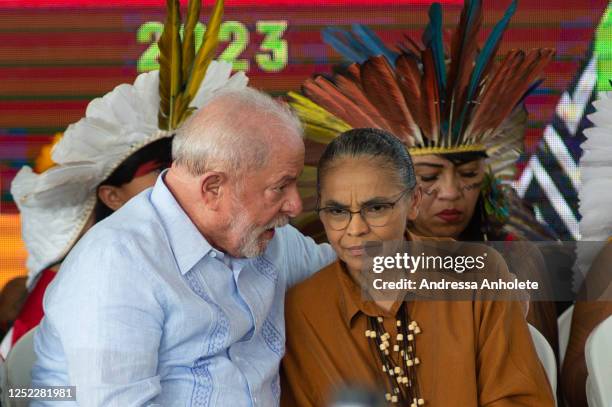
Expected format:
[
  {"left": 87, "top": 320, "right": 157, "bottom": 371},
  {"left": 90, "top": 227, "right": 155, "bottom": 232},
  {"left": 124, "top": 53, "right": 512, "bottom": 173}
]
[{"left": 286, "top": 261, "right": 342, "bottom": 315}]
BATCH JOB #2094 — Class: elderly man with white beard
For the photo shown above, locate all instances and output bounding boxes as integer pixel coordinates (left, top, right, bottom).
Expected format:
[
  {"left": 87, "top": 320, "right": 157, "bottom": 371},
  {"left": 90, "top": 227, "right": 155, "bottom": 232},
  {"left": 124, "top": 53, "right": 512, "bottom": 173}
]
[{"left": 31, "top": 88, "right": 336, "bottom": 407}]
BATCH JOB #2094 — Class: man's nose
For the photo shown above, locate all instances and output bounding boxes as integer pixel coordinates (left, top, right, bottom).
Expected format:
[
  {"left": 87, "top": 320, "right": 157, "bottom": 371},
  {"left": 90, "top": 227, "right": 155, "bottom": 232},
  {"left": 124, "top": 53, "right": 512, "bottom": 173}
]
[{"left": 281, "top": 185, "right": 303, "bottom": 217}]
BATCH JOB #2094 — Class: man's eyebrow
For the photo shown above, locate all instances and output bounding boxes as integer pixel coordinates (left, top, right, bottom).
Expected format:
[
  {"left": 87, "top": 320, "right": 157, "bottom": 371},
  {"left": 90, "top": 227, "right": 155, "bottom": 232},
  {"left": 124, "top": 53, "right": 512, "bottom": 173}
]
[
  {"left": 272, "top": 175, "right": 297, "bottom": 185},
  {"left": 414, "top": 163, "right": 444, "bottom": 168}
]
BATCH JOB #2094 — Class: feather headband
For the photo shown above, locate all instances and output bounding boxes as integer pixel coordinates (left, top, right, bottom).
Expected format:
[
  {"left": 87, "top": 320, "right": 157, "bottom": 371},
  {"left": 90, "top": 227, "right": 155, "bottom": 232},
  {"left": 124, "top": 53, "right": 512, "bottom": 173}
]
[{"left": 289, "top": 0, "right": 554, "bottom": 159}]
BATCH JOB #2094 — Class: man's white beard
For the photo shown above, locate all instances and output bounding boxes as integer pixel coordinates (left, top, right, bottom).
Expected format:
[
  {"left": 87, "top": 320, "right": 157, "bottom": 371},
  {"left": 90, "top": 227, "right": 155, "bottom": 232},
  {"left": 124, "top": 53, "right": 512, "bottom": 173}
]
[{"left": 230, "top": 207, "right": 289, "bottom": 258}]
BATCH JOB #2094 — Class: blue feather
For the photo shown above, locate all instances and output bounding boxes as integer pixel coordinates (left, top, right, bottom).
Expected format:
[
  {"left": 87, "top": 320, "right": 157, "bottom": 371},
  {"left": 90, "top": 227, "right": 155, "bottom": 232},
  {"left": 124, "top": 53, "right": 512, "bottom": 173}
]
[
  {"left": 351, "top": 24, "right": 398, "bottom": 66},
  {"left": 517, "top": 78, "right": 544, "bottom": 105},
  {"left": 428, "top": 3, "right": 447, "bottom": 93},
  {"left": 322, "top": 27, "right": 369, "bottom": 64},
  {"left": 465, "top": 0, "right": 517, "bottom": 103},
  {"left": 465, "top": 0, "right": 481, "bottom": 31},
  {"left": 455, "top": 0, "right": 517, "bottom": 136}
]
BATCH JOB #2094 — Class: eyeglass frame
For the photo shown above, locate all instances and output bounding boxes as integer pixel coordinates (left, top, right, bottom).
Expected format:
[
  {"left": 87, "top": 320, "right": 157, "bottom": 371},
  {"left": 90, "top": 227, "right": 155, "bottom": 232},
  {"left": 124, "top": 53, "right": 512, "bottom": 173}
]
[{"left": 316, "top": 188, "right": 414, "bottom": 231}]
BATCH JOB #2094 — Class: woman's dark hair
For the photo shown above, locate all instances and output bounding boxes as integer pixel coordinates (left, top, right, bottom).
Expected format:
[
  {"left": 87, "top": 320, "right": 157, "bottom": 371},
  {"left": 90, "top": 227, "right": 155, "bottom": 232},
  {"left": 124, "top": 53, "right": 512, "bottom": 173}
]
[
  {"left": 316, "top": 128, "right": 417, "bottom": 194},
  {"left": 93, "top": 137, "right": 172, "bottom": 222}
]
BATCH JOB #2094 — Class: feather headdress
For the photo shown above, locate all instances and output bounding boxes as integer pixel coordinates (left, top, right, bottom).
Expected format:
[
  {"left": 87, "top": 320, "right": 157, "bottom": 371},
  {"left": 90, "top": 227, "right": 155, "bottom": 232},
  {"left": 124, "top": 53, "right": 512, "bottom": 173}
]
[
  {"left": 11, "top": 0, "right": 248, "bottom": 287},
  {"left": 290, "top": 0, "right": 556, "bottom": 240},
  {"left": 574, "top": 91, "right": 612, "bottom": 289},
  {"left": 291, "top": 0, "right": 553, "bottom": 163}
]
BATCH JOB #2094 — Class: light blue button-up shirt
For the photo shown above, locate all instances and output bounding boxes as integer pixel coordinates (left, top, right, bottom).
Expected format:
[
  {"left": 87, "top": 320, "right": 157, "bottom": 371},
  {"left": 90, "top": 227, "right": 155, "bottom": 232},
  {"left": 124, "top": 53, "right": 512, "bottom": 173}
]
[{"left": 31, "top": 174, "right": 335, "bottom": 406}]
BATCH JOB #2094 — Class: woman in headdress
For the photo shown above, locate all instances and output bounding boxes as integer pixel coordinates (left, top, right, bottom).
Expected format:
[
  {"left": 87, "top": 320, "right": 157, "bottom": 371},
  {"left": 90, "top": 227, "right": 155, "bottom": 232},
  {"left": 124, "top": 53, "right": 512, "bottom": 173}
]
[{"left": 289, "top": 0, "right": 559, "bottom": 354}]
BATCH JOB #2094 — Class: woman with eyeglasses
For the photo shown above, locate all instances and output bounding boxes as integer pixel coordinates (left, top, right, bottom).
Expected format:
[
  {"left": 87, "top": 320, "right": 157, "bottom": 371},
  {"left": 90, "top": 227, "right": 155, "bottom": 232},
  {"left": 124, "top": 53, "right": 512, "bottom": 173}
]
[
  {"left": 288, "top": 0, "right": 561, "bottom": 361},
  {"left": 280, "top": 128, "right": 553, "bottom": 407}
]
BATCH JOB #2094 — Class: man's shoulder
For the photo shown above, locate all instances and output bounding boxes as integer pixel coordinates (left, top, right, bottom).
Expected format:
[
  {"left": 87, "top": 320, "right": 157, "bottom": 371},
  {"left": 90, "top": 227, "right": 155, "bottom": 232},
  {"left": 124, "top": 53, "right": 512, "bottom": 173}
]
[
  {"left": 60, "top": 191, "right": 169, "bottom": 278},
  {"left": 265, "top": 224, "right": 310, "bottom": 260}
]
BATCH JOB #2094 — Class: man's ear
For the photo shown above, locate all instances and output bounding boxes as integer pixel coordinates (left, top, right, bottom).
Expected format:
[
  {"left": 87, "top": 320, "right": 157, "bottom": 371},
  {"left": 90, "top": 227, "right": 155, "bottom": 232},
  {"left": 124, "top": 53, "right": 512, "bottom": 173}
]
[
  {"left": 200, "top": 171, "right": 228, "bottom": 209},
  {"left": 407, "top": 186, "right": 422, "bottom": 222},
  {"left": 97, "top": 185, "right": 127, "bottom": 211}
]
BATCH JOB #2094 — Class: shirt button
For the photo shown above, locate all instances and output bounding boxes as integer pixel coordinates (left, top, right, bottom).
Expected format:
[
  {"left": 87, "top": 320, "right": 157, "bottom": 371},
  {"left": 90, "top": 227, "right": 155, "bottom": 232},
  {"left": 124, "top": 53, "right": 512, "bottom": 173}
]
[{"left": 210, "top": 252, "right": 217, "bottom": 258}]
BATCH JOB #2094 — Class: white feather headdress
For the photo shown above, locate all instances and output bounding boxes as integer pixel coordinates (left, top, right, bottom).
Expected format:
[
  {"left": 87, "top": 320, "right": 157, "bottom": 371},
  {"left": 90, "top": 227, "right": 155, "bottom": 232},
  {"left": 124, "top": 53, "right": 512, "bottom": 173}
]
[
  {"left": 11, "top": 61, "right": 247, "bottom": 287},
  {"left": 574, "top": 91, "right": 612, "bottom": 289}
]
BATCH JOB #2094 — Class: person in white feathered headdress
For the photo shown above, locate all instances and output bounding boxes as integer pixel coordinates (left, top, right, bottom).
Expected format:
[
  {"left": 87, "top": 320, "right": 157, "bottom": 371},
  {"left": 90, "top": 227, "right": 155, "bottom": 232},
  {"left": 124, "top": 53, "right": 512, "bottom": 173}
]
[
  {"left": 560, "top": 91, "right": 612, "bottom": 407},
  {"left": 0, "top": 0, "right": 247, "bottom": 359}
]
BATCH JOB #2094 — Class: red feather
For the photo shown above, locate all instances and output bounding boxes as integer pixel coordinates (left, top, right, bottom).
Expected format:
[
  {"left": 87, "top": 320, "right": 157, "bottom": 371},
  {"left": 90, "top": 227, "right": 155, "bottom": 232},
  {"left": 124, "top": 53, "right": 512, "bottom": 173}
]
[
  {"left": 334, "top": 74, "right": 391, "bottom": 129},
  {"left": 360, "top": 56, "right": 420, "bottom": 144},
  {"left": 395, "top": 54, "right": 424, "bottom": 131},
  {"left": 420, "top": 49, "right": 440, "bottom": 142}
]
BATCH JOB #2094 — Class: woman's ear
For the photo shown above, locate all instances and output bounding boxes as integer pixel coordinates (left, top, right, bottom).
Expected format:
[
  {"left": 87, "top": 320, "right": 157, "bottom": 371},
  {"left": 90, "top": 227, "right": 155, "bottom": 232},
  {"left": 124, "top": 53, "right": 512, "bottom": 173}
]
[
  {"left": 97, "top": 185, "right": 128, "bottom": 211},
  {"left": 407, "top": 186, "right": 422, "bottom": 222}
]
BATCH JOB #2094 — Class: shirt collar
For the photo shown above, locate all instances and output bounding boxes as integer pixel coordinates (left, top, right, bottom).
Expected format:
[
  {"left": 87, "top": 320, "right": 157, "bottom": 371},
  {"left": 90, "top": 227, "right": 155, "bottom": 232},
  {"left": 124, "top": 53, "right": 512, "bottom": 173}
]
[
  {"left": 338, "top": 231, "right": 424, "bottom": 326},
  {"left": 150, "top": 170, "right": 213, "bottom": 275}
]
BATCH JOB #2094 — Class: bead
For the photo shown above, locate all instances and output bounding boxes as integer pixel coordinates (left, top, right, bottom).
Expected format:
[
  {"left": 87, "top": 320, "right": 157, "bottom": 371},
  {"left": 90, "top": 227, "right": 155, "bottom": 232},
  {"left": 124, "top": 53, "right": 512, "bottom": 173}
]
[
  {"left": 402, "top": 377, "right": 409, "bottom": 384},
  {"left": 409, "top": 324, "right": 415, "bottom": 331},
  {"left": 414, "top": 327, "right": 421, "bottom": 334},
  {"left": 400, "top": 350, "right": 405, "bottom": 356},
  {"left": 397, "top": 333, "right": 404, "bottom": 341},
  {"left": 382, "top": 365, "right": 387, "bottom": 372},
  {"left": 377, "top": 317, "right": 384, "bottom": 322},
  {"left": 394, "top": 366, "right": 401, "bottom": 374},
  {"left": 384, "top": 349, "right": 390, "bottom": 355},
  {"left": 408, "top": 346, "right": 413, "bottom": 352},
  {"left": 385, "top": 393, "right": 392, "bottom": 401},
  {"left": 408, "top": 334, "right": 414, "bottom": 341},
  {"left": 418, "top": 398, "right": 425, "bottom": 405},
  {"left": 396, "top": 320, "right": 402, "bottom": 327},
  {"left": 407, "top": 359, "right": 414, "bottom": 366},
  {"left": 397, "top": 375, "right": 403, "bottom": 383},
  {"left": 389, "top": 369, "right": 395, "bottom": 376},
  {"left": 415, "top": 357, "right": 420, "bottom": 365},
  {"left": 379, "top": 343, "right": 386, "bottom": 351},
  {"left": 391, "top": 395, "right": 398, "bottom": 403},
  {"left": 393, "top": 344, "right": 400, "bottom": 352},
  {"left": 365, "top": 329, "right": 371, "bottom": 337},
  {"left": 370, "top": 331, "right": 377, "bottom": 338},
  {"left": 410, "top": 403, "right": 417, "bottom": 407}
]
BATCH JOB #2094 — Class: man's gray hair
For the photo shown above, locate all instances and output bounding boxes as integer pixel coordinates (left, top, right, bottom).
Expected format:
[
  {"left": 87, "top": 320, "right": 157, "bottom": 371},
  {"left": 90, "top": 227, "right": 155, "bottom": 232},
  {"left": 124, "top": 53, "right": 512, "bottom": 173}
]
[{"left": 172, "top": 87, "right": 303, "bottom": 177}]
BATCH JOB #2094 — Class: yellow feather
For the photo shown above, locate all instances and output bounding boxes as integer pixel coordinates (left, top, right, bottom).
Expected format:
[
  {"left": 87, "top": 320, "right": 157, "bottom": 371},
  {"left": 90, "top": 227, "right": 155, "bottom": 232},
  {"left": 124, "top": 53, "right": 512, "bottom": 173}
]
[
  {"left": 182, "top": 0, "right": 201, "bottom": 83},
  {"left": 288, "top": 91, "right": 351, "bottom": 143},
  {"left": 34, "top": 133, "right": 62, "bottom": 174},
  {"left": 158, "top": 0, "right": 183, "bottom": 130},
  {"left": 177, "top": 0, "right": 223, "bottom": 125}
]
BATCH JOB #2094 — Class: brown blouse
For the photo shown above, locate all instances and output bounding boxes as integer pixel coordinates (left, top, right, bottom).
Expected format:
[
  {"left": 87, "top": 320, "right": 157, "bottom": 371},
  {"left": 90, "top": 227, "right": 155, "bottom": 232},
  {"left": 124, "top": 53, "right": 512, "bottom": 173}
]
[{"left": 281, "top": 238, "right": 554, "bottom": 406}]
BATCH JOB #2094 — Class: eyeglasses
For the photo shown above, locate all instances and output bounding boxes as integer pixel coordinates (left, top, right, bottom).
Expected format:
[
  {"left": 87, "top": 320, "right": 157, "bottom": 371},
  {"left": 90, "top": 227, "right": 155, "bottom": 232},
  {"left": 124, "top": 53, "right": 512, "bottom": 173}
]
[{"left": 317, "top": 189, "right": 411, "bottom": 231}]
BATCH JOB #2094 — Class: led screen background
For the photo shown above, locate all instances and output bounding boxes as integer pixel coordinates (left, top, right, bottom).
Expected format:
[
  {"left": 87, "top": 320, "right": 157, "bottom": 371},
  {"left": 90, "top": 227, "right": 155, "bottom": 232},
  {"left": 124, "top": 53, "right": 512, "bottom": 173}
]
[{"left": 0, "top": 0, "right": 609, "bottom": 287}]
